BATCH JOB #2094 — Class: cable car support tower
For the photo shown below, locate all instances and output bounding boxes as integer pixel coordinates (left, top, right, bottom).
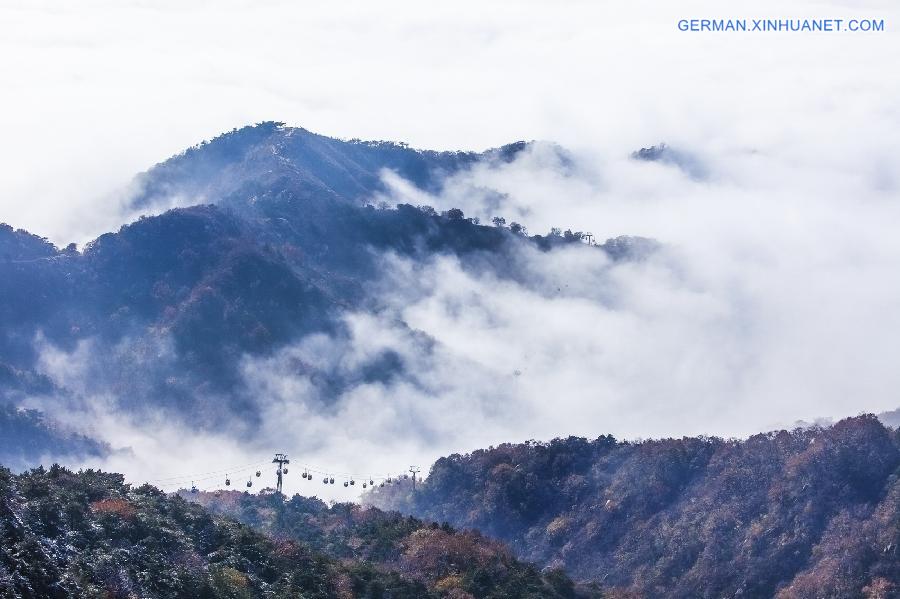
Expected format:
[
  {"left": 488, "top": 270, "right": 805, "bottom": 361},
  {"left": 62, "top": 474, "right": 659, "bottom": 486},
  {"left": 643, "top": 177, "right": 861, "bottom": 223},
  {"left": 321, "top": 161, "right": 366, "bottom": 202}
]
[
  {"left": 409, "top": 466, "right": 421, "bottom": 491},
  {"left": 273, "top": 453, "right": 290, "bottom": 495}
]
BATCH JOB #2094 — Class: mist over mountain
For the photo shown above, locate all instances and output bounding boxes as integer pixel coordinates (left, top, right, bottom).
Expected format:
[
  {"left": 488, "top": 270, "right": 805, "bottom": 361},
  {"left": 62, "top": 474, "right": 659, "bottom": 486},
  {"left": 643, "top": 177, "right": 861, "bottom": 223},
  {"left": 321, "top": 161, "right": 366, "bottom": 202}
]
[
  {"left": 4, "top": 0, "right": 900, "bottom": 595},
  {"left": 2, "top": 121, "right": 900, "bottom": 597},
  {"left": 0, "top": 405, "right": 108, "bottom": 472},
  {"left": 0, "top": 124, "right": 646, "bottom": 470}
]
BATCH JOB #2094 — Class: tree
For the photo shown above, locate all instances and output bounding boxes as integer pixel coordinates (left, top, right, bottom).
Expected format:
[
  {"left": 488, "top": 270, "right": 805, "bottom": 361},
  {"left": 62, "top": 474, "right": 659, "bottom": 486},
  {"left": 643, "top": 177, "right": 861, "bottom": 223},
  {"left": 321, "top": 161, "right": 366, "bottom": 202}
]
[{"left": 509, "top": 222, "right": 527, "bottom": 236}]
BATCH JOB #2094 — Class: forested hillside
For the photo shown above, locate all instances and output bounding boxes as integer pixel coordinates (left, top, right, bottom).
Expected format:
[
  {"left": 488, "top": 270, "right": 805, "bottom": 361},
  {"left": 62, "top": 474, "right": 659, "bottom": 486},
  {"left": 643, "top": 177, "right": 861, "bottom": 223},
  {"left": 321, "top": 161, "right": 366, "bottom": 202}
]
[
  {"left": 0, "top": 465, "right": 590, "bottom": 598},
  {"left": 368, "top": 416, "right": 900, "bottom": 598},
  {"left": 187, "top": 489, "right": 593, "bottom": 598}
]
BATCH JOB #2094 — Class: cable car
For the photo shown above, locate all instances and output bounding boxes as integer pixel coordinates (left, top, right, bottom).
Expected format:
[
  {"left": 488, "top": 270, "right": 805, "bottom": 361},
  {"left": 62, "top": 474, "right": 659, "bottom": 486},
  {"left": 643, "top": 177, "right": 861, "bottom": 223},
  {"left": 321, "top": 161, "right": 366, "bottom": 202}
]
[
  {"left": 344, "top": 481, "right": 349, "bottom": 487},
  {"left": 362, "top": 483, "right": 367, "bottom": 489},
  {"left": 323, "top": 477, "right": 328, "bottom": 484},
  {"left": 330, "top": 477, "right": 335, "bottom": 484},
  {"left": 369, "top": 479, "right": 374, "bottom": 486},
  {"left": 302, "top": 471, "right": 307, "bottom": 479},
  {"left": 246, "top": 480, "right": 253, "bottom": 488},
  {"left": 350, "top": 479, "right": 355, "bottom": 486},
  {"left": 379, "top": 482, "right": 384, "bottom": 488},
  {"left": 225, "top": 477, "right": 231, "bottom": 486},
  {"left": 282, "top": 468, "right": 288, "bottom": 474},
  {"left": 190, "top": 482, "right": 198, "bottom": 494},
  {"left": 255, "top": 471, "right": 261, "bottom": 477},
  {"left": 387, "top": 477, "right": 392, "bottom": 483}
]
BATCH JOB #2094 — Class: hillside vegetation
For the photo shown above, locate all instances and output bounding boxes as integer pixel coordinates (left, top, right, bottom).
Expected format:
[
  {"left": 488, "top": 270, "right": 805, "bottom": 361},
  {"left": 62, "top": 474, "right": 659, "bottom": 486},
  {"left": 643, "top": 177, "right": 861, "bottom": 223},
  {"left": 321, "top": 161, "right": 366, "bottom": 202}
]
[
  {"left": 188, "top": 489, "right": 593, "bottom": 598},
  {"left": 0, "top": 465, "right": 590, "bottom": 598},
  {"left": 368, "top": 416, "right": 900, "bottom": 598}
]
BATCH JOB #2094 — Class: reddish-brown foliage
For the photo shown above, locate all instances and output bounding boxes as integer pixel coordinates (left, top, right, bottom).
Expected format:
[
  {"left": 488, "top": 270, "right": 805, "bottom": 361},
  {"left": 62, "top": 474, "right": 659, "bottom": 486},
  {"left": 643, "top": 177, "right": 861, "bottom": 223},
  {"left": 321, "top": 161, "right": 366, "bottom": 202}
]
[{"left": 90, "top": 497, "right": 137, "bottom": 520}]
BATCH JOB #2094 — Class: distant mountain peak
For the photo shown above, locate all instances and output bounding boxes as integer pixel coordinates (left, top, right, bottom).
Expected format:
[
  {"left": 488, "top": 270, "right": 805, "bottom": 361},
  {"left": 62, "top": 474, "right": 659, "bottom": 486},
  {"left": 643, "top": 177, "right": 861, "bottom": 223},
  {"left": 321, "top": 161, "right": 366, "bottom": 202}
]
[
  {"left": 129, "top": 123, "right": 535, "bottom": 216},
  {"left": 631, "top": 141, "right": 707, "bottom": 180}
]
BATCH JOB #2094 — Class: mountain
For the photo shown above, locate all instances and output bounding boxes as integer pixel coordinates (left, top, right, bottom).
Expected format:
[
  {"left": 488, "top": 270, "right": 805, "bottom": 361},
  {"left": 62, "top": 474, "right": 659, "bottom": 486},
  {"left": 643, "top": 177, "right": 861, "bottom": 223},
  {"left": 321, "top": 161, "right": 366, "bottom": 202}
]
[
  {"left": 0, "top": 200, "right": 610, "bottom": 421},
  {"left": 366, "top": 416, "right": 900, "bottom": 598},
  {"left": 0, "top": 124, "right": 531, "bottom": 375},
  {"left": 0, "top": 405, "right": 108, "bottom": 472},
  {"left": 0, "top": 464, "right": 591, "bottom": 598},
  {"left": 3, "top": 124, "right": 898, "bottom": 598},
  {"left": 0, "top": 123, "right": 650, "bottom": 466},
  {"left": 0, "top": 341, "right": 109, "bottom": 470},
  {"left": 630, "top": 142, "right": 706, "bottom": 180},
  {"left": 129, "top": 121, "right": 527, "bottom": 214},
  {"left": 879, "top": 408, "right": 900, "bottom": 429}
]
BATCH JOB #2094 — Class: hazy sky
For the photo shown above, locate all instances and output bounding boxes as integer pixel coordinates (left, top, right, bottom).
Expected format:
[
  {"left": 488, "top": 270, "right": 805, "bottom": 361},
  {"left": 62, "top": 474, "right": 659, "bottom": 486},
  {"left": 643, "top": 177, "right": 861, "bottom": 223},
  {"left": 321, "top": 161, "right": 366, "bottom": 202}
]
[
  {"left": 4, "top": 0, "right": 900, "bottom": 498},
  {"left": 2, "top": 0, "right": 898, "bottom": 243}
]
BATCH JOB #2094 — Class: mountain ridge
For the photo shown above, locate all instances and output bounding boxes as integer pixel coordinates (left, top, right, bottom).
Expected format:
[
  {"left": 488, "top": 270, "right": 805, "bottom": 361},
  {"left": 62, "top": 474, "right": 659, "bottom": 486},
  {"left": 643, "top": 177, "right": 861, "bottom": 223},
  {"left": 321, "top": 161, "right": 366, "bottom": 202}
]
[
  {"left": 0, "top": 124, "right": 632, "bottom": 467},
  {"left": 129, "top": 121, "right": 537, "bottom": 217},
  {"left": 367, "top": 415, "right": 900, "bottom": 598}
]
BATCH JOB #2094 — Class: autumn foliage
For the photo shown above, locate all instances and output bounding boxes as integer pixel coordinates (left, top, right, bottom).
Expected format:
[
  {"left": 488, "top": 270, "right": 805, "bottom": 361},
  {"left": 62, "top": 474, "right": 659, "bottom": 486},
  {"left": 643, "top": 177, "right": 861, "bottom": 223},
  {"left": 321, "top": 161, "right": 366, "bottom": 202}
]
[{"left": 369, "top": 416, "right": 900, "bottom": 598}]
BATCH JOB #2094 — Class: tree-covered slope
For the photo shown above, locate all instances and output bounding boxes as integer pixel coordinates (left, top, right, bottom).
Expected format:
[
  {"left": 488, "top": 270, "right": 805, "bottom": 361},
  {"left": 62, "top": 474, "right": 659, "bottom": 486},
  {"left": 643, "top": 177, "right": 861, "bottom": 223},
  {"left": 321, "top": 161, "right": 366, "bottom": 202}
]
[
  {"left": 0, "top": 465, "right": 590, "bottom": 598},
  {"left": 186, "top": 489, "right": 593, "bottom": 599},
  {"left": 367, "top": 416, "right": 900, "bottom": 598}
]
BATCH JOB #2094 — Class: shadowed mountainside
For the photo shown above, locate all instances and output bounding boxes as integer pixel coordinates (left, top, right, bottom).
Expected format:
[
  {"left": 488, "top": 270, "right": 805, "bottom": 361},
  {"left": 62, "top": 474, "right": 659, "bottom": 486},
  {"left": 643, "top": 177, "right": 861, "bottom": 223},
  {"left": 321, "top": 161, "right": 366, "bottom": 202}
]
[{"left": 0, "top": 124, "right": 651, "bottom": 467}]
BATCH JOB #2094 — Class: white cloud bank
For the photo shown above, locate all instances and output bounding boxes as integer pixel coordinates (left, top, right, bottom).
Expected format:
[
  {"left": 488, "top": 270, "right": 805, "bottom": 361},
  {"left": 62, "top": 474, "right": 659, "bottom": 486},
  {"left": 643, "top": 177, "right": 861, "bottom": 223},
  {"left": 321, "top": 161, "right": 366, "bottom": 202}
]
[
  {"left": 4, "top": 0, "right": 900, "bottom": 497},
  {"left": 230, "top": 131, "right": 900, "bottom": 497}
]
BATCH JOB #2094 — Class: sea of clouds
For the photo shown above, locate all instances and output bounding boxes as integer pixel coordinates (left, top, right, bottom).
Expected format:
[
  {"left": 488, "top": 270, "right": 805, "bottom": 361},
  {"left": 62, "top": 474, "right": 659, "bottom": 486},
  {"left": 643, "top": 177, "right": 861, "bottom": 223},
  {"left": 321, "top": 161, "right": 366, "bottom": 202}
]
[{"left": 4, "top": 0, "right": 900, "bottom": 497}]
